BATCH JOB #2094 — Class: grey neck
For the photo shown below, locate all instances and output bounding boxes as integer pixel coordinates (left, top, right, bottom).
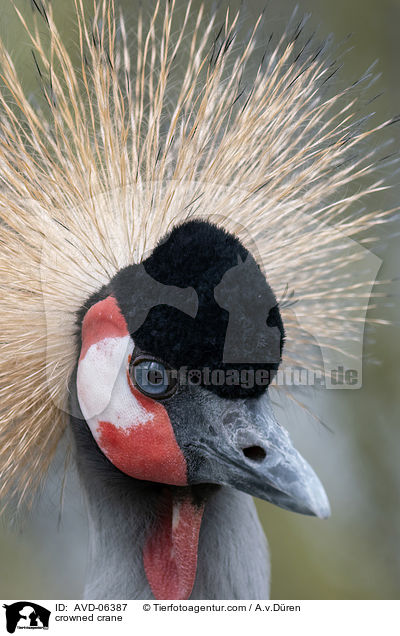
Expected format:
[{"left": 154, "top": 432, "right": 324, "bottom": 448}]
[
  {"left": 69, "top": 385, "right": 270, "bottom": 600},
  {"left": 83, "top": 483, "right": 270, "bottom": 600}
]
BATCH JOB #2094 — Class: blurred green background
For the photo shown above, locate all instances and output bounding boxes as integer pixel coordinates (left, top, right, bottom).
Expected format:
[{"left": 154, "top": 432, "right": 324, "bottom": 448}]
[{"left": 0, "top": 0, "right": 399, "bottom": 599}]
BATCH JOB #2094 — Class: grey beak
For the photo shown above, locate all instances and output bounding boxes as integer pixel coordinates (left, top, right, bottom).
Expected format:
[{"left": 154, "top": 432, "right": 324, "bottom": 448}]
[{"left": 179, "top": 389, "right": 330, "bottom": 519}]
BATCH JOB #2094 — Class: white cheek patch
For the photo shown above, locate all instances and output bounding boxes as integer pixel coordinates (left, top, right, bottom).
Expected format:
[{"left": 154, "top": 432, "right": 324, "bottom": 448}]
[
  {"left": 76, "top": 297, "right": 188, "bottom": 487},
  {"left": 77, "top": 335, "right": 152, "bottom": 432}
]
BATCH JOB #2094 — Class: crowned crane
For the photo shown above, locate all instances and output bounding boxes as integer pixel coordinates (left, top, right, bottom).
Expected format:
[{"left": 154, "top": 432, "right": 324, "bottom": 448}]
[
  {"left": 0, "top": 0, "right": 392, "bottom": 600},
  {"left": 71, "top": 218, "right": 329, "bottom": 599}
]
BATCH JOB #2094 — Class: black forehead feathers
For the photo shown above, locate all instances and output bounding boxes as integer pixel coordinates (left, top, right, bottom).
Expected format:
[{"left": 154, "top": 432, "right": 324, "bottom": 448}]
[
  {"left": 111, "top": 220, "right": 285, "bottom": 398},
  {"left": 142, "top": 220, "right": 249, "bottom": 289}
]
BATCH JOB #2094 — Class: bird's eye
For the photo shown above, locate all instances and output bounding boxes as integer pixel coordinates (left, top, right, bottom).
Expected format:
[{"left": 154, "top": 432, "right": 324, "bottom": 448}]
[{"left": 129, "top": 356, "right": 177, "bottom": 399}]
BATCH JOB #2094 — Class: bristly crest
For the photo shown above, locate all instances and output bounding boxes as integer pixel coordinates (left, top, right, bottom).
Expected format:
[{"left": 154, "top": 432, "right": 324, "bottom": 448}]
[{"left": 0, "top": 0, "right": 394, "bottom": 508}]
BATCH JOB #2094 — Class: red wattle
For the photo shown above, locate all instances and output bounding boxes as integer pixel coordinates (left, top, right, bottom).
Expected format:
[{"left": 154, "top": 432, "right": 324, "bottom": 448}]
[{"left": 143, "top": 490, "right": 205, "bottom": 600}]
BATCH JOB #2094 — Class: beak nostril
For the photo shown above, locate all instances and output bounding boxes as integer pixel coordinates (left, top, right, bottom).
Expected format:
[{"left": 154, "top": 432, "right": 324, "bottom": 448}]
[{"left": 242, "top": 445, "right": 266, "bottom": 462}]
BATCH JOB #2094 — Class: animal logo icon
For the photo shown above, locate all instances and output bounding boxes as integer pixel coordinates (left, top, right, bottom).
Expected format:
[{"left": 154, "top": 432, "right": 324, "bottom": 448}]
[{"left": 2, "top": 602, "right": 50, "bottom": 633}]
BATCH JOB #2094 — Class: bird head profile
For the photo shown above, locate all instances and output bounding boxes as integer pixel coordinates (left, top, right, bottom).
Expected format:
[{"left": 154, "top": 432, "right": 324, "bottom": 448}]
[
  {"left": 72, "top": 219, "right": 329, "bottom": 598},
  {"left": 0, "top": 0, "right": 393, "bottom": 601}
]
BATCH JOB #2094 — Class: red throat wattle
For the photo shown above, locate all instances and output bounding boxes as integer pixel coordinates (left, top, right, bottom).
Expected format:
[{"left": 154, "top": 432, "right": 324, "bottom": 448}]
[{"left": 143, "top": 490, "right": 206, "bottom": 600}]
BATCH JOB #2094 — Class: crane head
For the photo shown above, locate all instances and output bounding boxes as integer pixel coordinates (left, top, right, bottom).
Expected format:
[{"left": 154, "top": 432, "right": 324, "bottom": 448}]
[{"left": 75, "top": 219, "right": 330, "bottom": 599}]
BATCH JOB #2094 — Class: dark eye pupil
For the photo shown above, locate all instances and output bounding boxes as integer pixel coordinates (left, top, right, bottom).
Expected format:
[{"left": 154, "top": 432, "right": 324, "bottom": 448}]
[{"left": 148, "top": 369, "right": 163, "bottom": 385}]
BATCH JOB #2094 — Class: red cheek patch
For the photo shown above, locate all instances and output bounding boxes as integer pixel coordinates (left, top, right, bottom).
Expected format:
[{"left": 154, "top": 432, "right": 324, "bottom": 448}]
[
  {"left": 98, "top": 384, "right": 187, "bottom": 485},
  {"left": 78, "top": 294, "right": 188, "bottom": 486},
  {"left": 80, "top": 295, "right": 128, "bottom": 361}
]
